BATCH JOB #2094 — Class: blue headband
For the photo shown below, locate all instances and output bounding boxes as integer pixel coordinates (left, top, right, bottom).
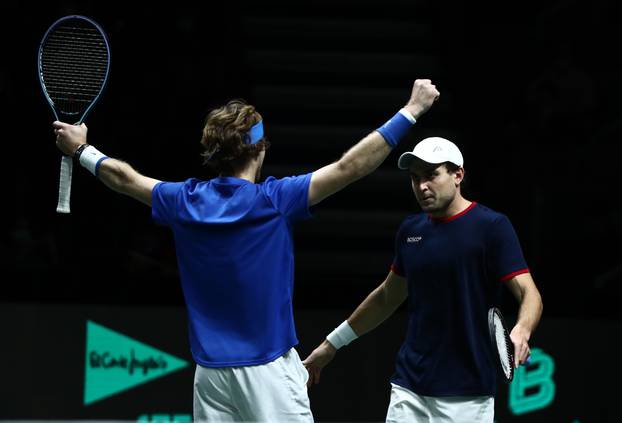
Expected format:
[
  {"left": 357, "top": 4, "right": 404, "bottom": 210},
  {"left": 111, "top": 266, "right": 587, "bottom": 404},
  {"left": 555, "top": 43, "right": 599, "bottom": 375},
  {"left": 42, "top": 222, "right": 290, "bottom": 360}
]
[{"left": 245, "top": 121, "right": 264, "bottom": 145}]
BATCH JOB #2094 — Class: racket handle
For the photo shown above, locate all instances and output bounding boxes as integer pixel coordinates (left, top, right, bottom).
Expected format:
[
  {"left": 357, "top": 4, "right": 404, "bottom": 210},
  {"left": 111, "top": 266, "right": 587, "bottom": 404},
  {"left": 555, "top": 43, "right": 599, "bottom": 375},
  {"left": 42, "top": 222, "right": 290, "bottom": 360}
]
[
  {"left": 56, "top": 155, "right": 73, "bottom": 214},
  {"left": 519, "top": 356, "right": 532, "bottom": 367}
]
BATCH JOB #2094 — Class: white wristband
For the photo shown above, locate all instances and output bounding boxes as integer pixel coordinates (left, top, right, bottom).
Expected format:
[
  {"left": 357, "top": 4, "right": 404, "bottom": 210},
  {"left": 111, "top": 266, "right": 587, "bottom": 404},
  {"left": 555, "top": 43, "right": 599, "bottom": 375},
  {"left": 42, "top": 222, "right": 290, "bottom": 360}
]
[
  {"left": 398, "top": 108, "right": 417, "bottom": 124},
  {"left": 326, "top": 320, "right": 358, "bottom": 350},
  {"left": 79, "top": 145, "right": 109, "bottom": 176}
]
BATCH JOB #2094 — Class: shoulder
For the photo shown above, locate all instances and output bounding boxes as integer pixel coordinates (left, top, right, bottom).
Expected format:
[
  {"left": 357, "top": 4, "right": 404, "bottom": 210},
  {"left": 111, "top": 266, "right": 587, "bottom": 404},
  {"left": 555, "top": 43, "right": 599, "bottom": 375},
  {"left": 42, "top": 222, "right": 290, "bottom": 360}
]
[
  {"left": 153, "top": 178, "right": 212, "bottom": 202},
  {"left": 258, "top": 175, "right": 278, "bottom": 187},
  {"left": 258, "top": 173, "right": 313, "bottom": 194},
  {"left": 396, "top": 212, "right": 426, "bottom": 234},
  {"left": 470, "top": 203, "right": 519, "bottom": 244},
  {"left": 471, "top": 202, "right": 510, "bottom": 226},
  {"left": 260, "top": 174, "right": 311, "bottom": 186},
  {"left": 155, "top": 178, "right": 202, "bottom": 192}
]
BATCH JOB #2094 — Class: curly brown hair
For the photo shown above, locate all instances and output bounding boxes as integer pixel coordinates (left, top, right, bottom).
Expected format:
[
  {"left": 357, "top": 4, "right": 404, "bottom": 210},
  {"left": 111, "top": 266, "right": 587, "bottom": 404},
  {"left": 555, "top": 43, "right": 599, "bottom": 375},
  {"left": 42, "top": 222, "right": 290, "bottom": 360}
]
[{"left": 200, "top": 99, "right": 270, "bottom": 175}]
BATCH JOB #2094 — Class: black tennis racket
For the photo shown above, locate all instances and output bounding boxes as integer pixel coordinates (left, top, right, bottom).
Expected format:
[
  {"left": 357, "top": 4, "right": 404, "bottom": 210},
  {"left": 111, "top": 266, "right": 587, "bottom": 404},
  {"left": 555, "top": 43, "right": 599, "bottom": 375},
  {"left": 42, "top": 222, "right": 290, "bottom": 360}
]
[
  {"left": 38, "top": 15, "right": 111, "bottom": 213},
  {"left": 488, "top": 307, "right": 515, "bottom": 382}
]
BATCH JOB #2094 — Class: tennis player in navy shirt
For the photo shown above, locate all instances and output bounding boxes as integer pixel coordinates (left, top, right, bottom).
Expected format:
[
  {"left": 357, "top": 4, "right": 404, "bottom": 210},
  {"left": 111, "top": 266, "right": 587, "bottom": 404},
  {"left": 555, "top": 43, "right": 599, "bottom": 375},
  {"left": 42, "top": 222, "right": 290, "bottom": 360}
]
[
  {"left": 53, "top": 79, "right": 440, "bottom": 422},
  {"left": 304, "top": 137, "right": 543, "bottom": 422}
]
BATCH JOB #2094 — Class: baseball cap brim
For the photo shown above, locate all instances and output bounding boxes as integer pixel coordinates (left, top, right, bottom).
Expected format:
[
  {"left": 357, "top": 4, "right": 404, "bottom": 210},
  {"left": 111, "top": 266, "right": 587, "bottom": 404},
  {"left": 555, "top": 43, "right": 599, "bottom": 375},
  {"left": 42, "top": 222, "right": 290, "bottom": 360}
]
[
  {"left": 397, "top": 152, "right": 416, "bottom": 170},
  {"left": 398, "top": 151, "right": 447, "bottom": 170}
]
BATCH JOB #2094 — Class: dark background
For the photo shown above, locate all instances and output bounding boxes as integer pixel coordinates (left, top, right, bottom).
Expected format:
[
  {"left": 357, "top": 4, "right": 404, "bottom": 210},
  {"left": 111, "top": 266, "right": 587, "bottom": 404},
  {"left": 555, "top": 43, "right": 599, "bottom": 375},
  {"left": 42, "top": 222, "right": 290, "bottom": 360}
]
[
  {"left": 0, "top": 0, "right": 621, "bottom": 419},
  {"left": 2, "top": 0, "right": 620, "bottom": 316}
]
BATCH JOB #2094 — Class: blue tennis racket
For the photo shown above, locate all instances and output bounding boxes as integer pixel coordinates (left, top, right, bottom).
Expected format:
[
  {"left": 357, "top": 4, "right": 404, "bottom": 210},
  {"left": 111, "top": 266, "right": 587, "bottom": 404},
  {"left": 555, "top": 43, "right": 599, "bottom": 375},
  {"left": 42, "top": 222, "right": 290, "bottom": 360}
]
[{"left": 38, "top": 15, "right": 110, "bottom": 213}]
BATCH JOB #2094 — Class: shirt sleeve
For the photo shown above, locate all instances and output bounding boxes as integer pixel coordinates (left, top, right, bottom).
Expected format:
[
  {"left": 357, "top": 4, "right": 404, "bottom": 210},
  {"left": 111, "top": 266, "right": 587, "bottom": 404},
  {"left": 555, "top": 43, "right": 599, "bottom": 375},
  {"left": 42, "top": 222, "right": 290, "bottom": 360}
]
[
  {"left": 151, "top": 181, "right": 185, "bottom": 227},
  {"left": 487, "top": 214, "right": 529, "bottom": 282},
  {"left": 262, "top": 173, "right": 313, "bottom": 222}
]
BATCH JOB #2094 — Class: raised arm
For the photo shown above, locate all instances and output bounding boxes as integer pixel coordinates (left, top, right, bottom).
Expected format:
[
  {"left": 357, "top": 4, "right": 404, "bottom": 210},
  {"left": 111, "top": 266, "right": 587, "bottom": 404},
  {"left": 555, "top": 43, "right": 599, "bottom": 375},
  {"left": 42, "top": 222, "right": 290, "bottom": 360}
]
[
  {"left": 53, "top": 122, "right": 160, "bottom": 206},
  {"left": 308, "top": 79, "right": 439, "bottom": 206},
  {"left": 505, "top": 272, "right": 543, "bottom": 367},
  {"left": 302, "top": 271, "right": 408, "bottom": 386}
]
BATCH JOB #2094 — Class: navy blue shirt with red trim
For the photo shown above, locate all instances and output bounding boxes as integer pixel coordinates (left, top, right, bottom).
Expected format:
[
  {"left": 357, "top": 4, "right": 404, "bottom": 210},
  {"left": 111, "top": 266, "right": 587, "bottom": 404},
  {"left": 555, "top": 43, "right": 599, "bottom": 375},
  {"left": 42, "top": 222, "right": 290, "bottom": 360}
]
[{"left": 390, "top": 202, "right": 529, "bottom": 396}]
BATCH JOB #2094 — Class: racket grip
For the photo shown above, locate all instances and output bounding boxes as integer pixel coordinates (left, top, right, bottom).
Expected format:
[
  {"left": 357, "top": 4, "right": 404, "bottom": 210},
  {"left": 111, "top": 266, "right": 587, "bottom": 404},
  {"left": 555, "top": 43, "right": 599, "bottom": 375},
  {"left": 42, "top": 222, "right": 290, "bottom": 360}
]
[
  {"left": 520, "top": 356, "right": 532, "bottom": 366},
  {"left": 56, "top": 155, "right": 73, "bottom": 214}
]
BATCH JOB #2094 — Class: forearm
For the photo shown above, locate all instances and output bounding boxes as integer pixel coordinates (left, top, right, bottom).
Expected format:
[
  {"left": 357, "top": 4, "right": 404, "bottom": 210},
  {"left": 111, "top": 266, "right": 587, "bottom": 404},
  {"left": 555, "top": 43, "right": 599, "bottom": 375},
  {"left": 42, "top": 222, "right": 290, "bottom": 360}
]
[
  {"left": 515, "top": 288, "right": 543, "bottom": 338},
  {"left": 336, "top": 131, "right": 393, "bottom": 182},
  {"left": 308, "top": 78, "right": 439, "bottom": 206},
  {"left": 97, "top": 158, "right": 139, "bottom": 196},
  {"left": 325, "top": 271, "right": 407, "bottom": 351},
  {"left": 332, "top": 80, "right": 435, "bottom": 183},
  {"left": 53, "top": 123, "right": 157, "bottom": 206},
  {"left": 339, "top": 106, "right": 420, "bottom": 181},
  {"left": 347, "top": 285, "right": 401, "bottom": 337}
]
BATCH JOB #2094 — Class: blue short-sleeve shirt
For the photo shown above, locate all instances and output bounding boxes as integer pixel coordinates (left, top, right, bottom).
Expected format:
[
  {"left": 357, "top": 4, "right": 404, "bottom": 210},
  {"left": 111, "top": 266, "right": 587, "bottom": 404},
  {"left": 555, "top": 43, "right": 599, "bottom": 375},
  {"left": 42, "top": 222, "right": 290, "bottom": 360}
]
[{"left": 152, "top": 174, "right": 312, "bottom": 367}]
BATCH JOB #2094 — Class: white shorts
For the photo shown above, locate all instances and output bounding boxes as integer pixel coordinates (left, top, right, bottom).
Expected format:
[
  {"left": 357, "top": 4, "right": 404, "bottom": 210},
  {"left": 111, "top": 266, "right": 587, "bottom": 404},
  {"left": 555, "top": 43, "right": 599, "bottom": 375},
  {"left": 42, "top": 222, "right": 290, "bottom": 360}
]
[
  {"left": 386, "top": 383, "right": 494, "bottom": 423},
  {"left": 193, "top": 348, "right": 313, "bottom": 423}
]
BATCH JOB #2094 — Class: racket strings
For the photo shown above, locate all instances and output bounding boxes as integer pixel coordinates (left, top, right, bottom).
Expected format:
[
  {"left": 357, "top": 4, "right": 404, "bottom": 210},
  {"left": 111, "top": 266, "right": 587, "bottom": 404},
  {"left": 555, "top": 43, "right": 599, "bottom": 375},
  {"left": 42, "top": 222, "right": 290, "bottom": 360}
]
[
  {"left": 40, "top": 22, "right": 108, "bottom": 115},
  {"left": 42, "top": 53, "right": 108, "bottom": 67},
  {"left": 493, "top": 316, "right": 513, "bottom": 379}
]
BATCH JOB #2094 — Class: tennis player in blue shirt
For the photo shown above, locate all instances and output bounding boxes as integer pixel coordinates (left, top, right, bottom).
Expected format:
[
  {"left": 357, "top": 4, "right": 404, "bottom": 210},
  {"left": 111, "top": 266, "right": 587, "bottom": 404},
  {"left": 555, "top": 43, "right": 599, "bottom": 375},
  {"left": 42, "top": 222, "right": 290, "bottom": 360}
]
[
  {"left": 303, "top": 137, "right": 543, "bottom": 422},
  {"left": 53, "top": 79, "right": 439, "bottom": 422}
]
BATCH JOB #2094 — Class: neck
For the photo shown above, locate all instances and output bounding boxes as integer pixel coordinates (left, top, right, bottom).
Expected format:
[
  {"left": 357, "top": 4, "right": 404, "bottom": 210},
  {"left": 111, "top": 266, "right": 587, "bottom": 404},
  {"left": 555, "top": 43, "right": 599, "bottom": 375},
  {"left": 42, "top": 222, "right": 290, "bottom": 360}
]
[
  {"left": 429, "top": 194, "right": 471, "bottom": 219},
  {"left": 230, "top": 163, "right": 260, "bottom": 183}
]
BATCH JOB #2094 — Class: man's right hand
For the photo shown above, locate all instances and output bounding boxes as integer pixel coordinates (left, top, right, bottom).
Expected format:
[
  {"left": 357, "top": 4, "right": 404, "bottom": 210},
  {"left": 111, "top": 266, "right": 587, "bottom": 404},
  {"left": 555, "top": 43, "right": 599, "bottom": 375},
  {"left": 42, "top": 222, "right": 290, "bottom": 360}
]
[
  {"left": 302, "top": 340, "right": 337, "bottom": 388},
  {"left": 53, "top": 121, "right": 88, "bottom": 156},
  {"left": 404, "top": 79, "right": 440, "bottom": 119}
]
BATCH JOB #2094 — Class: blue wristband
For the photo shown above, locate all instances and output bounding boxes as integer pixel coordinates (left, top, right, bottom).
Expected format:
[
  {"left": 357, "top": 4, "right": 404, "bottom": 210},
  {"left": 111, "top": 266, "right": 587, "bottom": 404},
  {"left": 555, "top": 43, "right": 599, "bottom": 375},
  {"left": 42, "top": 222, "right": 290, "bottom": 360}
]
[
  {"left": 376, "top": 111, "right": 414, "bottom": 148},
  {"left": 94, "top": 157, "right": 109, "bottom": 177}
]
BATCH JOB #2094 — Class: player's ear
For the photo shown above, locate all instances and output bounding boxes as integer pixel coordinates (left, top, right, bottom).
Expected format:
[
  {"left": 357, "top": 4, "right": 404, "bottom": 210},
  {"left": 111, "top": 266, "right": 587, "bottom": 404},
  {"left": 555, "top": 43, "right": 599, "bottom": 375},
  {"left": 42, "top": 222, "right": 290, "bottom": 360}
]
[{"left": 454, "top": 166, "right": 465, "bottom": 185}]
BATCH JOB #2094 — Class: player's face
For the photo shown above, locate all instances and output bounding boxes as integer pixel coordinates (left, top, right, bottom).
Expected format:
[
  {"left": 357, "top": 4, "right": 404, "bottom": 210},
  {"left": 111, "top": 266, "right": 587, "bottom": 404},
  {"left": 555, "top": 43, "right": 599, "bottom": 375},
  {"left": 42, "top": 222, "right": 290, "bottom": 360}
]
[{"left": 409, "top": 161, "right": 460, "bottom": 213}]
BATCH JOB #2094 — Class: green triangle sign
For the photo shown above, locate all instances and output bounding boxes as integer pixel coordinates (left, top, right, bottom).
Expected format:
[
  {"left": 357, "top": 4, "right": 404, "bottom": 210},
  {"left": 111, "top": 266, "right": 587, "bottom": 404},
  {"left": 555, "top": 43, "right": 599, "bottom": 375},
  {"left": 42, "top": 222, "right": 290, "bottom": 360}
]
[{"left": 84, "top": 320, "right": 188, "bottom": 406}]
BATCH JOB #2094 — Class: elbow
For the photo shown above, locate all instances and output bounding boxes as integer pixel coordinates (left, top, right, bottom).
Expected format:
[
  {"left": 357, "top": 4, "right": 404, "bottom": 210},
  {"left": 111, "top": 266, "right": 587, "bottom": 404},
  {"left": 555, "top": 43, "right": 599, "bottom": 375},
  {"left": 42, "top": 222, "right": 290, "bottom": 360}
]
[
  {"left": 528, "top": 288, "right": 544, "bottom": 321},
  {"left": 375, "top": 283, "right": 394, "bottom": 309},
  {"left": 532, "top": 286, "right": 543, "bottom": 309}
]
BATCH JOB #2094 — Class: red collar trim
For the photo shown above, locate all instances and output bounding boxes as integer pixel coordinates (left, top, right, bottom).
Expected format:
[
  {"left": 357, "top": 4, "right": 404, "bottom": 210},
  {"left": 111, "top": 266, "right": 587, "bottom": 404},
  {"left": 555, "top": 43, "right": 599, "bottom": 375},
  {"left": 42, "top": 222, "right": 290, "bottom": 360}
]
[{"left": 429, "top": 202, "right": 477, "bottom": 223}]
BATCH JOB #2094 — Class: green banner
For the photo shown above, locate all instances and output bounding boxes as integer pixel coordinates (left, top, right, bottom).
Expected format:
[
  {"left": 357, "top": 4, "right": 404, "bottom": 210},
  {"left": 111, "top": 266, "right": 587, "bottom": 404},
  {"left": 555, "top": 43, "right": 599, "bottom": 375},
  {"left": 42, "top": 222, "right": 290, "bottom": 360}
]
[{"left": 84, "top": 320, "right": 188, "bottom": 406}]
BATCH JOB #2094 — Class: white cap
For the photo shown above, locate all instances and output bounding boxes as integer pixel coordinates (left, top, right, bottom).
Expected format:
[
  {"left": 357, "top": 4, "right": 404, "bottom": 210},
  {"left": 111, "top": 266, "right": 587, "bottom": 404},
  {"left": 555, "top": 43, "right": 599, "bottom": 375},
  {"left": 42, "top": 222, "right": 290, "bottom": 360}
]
[{"left": 397, "top": 137, "right": 464, "bottom": 170}]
